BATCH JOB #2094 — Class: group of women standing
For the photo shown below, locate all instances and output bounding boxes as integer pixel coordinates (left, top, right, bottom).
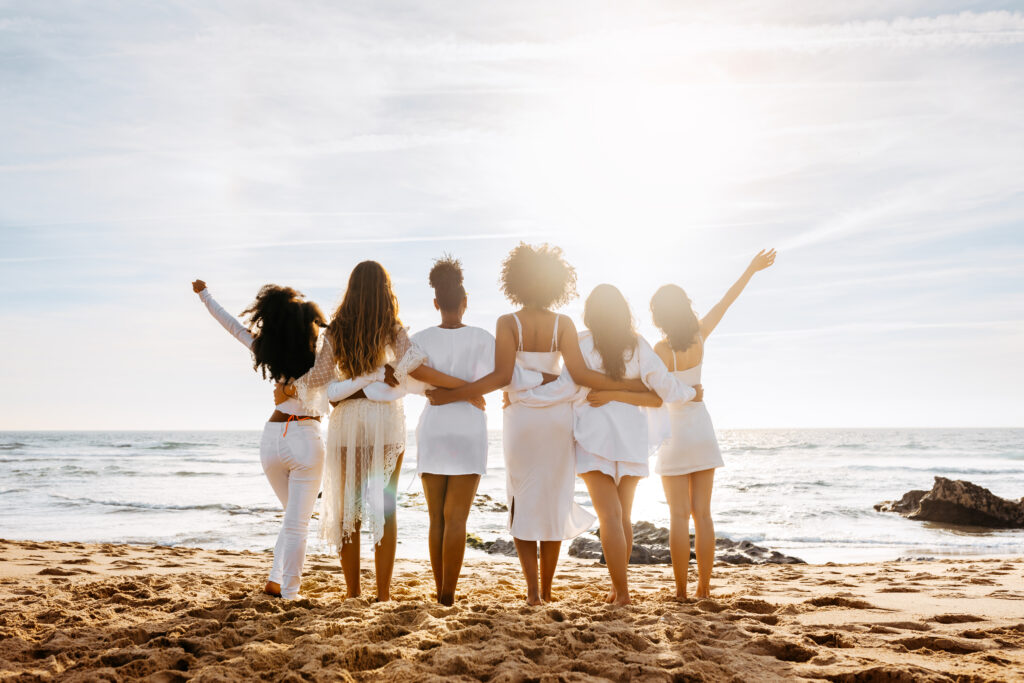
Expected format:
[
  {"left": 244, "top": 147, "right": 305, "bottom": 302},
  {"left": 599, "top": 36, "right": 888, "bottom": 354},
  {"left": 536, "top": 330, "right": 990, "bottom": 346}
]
[{"left": 192, "top": 242, "right": 775, "bottom": 607}]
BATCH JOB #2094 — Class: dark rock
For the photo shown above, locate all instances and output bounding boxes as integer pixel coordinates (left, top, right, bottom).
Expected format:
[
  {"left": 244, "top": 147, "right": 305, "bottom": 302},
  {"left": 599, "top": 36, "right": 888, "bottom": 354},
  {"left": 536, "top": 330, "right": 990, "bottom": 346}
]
[
  {"left": 874, "top": 489, "right": 927, "bottom": 515},
  {"left": 569, "top": 522, "right": 804, "bottom": 565},
  {"left": 465, "top": 534, "right": 517, "bottom": 557},
  {"left": 876, "top": 477, "right": 1024, "bottom": 529}
]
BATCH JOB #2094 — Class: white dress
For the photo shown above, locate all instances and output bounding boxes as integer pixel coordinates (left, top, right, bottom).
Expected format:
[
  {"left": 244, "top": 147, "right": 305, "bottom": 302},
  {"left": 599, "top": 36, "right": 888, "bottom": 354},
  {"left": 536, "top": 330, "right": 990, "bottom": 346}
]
[
  {"left": 513, "top": 331, "right": 696, "bottom": 484},
  {"left": 293, "top": 326, "right": 426, "bottom": 547},
  {"left": 502, "top": 314, "right": 596, "bottom": 541},
  {"left": 409, "top": 325, "right": 495, "bottom": 476},
  {"left": 655, "top": 343, "right": 724, "bottom": 476}
]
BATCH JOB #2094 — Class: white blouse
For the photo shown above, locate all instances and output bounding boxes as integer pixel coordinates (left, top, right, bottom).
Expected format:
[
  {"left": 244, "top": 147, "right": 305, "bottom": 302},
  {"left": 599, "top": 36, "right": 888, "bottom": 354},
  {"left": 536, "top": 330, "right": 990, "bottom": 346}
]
[
  {"left": 513, "top": 331, "right": 696, "bottom": 464},
  {"left": 292, "top": 324, "right": 427, "bottom": 415},
  {"left": 199, "top": 288, "right": 315, "bottom": 417}
]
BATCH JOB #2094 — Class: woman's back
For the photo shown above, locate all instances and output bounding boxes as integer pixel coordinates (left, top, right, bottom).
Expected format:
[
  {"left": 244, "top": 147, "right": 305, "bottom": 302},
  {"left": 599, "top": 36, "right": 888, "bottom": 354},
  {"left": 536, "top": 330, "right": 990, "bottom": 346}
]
[{"left": 510, "top": 310, "right": 561, "bottom": 375}]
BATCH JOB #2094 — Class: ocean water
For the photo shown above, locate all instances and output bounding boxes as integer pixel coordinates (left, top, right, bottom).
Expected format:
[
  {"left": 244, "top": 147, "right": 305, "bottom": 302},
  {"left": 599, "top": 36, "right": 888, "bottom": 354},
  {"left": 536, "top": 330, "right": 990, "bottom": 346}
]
[{"left": 1, "top": 429, "right": 1022, "bottom": 564}]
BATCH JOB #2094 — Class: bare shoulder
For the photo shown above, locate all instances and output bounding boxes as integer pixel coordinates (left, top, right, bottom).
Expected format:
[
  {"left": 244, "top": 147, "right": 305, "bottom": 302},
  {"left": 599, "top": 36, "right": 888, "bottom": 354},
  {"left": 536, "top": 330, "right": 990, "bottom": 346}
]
[
  {"left": 653, "top": 339, "right": 673, "bottom": 362},
  {"left": 556, "top": 313, "right": 577, "bottom": 329}
]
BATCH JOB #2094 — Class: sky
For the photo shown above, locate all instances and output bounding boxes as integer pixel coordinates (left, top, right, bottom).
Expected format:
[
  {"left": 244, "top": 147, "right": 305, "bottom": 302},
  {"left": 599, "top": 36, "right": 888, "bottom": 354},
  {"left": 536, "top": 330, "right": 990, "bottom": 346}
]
[{"left": 1, "top": 1, "right": 1023, "bottom": 430}]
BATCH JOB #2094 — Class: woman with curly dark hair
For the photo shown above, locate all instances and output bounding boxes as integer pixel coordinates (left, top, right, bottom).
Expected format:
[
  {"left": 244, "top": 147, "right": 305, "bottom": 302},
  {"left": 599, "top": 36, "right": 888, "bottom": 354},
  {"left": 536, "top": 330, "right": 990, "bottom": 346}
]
[
  {"left": 426, "top": 243, "right": 648, "bottom": 605},
  {"left": 651, "top": 249, "right": 775, "bottom": 600},
  {"left": 191, "top": 279, "right": 328, "bottom": 600}
]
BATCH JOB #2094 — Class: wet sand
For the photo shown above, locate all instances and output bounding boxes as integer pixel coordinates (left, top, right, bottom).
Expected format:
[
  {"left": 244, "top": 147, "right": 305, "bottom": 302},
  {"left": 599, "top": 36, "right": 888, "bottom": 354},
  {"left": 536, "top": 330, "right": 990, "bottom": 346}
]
[{"left": 1, "top": 539, "right": 1022, "bottom": 681}]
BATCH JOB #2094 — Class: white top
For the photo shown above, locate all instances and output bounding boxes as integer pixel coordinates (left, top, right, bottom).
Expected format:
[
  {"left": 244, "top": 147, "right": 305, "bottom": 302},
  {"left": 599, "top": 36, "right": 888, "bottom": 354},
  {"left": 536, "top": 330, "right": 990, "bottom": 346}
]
[
  {"left": 199, "top": 289, "right": 314, "bottom": 417},
  {"left": 514, "top": 331, "right": 696, "bottom": 463},
  {"left": 292, "top": 324, "right": 427, "bottom": 415},
  {"left": 408, "top": 325, "right": 495, "bottom": 475}
]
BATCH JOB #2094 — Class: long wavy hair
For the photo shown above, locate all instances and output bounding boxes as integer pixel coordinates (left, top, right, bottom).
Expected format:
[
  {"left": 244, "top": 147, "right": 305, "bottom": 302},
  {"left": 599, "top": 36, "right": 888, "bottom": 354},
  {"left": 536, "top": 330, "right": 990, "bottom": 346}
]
[
  {"left": 583, "top": 284, "right": 637, "bottom": 381},
  {"left": 328, "top": 261, "right": 402, "bottom": 378},
  {"left": 650, "top": 284, "right": 700, "bottom": 351},
  {"left": 240, "top": 285, "right": 326, "bottom": 382},
  {"left": 500, "top": 242, "right": 577, "bottom": 309}
]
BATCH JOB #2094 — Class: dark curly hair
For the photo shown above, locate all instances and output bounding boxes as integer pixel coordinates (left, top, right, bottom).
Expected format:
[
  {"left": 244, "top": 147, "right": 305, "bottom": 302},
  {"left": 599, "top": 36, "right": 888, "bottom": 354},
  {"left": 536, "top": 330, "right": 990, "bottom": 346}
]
[
  {"left": 240, "top": 285, "right": 326, "bottom": 382},
  {"left": 650, "top": 284, "right": 700, "bottom": 352},
  {"left": 500, "top": 242, "right": 577, "bottom": 309},
  {"left": 583, "top": 284, "right": 637, "bottom": 381},
  {"left": 328, "top": 261, "right": 402, "bottom": 378},
  {"left": 429, "top": 254, "right": 465, "bottom": 311}
]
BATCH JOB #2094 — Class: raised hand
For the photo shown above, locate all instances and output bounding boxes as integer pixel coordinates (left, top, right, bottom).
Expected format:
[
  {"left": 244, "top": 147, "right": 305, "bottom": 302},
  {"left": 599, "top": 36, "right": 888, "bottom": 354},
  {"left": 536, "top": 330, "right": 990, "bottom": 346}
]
[
  {"left": 749, "top": 249, "right": 776, "bottom": 272},
  {"left": 192, "top": 279, "right": 207, "bottom": 294}
]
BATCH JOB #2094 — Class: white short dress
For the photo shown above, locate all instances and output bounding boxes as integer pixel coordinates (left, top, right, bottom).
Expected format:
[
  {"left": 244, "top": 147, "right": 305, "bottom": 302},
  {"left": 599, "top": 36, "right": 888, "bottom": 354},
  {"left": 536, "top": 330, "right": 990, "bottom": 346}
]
[
  {"left": 410, "top": 325, "right": 495, "bottom": 477},
  {"left": 655, "top": 344, "right": 724, "bottom": 476},
  {"left": 515, "top": 331, "right": 697, "bottom": 484},
  {"left": 502, "top": 314, "right": 595, "bottom": 541}
]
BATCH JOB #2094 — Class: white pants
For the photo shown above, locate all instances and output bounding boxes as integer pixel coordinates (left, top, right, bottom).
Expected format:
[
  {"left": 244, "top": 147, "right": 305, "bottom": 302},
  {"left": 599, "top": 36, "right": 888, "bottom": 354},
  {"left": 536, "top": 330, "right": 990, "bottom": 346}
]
[{"left": 260, "top": 420, "right": 325, "bottom": 599}]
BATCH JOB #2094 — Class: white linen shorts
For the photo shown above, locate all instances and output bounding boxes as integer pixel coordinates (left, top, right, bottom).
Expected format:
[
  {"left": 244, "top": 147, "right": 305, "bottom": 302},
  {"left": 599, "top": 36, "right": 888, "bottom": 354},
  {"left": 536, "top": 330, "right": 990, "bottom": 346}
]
[{"left": 575, "top": 444, "right": 648, "bottom": 484}]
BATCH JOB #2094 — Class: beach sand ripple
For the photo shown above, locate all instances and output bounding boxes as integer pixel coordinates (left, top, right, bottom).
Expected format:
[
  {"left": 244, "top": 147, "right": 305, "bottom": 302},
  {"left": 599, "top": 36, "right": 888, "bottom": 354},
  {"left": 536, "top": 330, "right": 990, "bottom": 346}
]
[{"left": 1, "top": 539, "right": 1021, "bottom": 681}]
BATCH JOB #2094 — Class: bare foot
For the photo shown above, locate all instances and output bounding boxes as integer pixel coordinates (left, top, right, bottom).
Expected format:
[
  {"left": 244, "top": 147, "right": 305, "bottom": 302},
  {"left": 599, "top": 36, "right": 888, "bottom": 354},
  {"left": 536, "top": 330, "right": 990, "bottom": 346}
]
[
  {"left": 526, "top": 592, "right": 543, "bottom": 606},
  {"left": 438, "top": 592, "right": 455, "bottom": 606},
  {"left": 605, "top": 589, "right": 616, "bottom": 604},
  {"left": 541, "top": 590, "right": 555, "bottom": 603},
  {"left": 695, "top": 584, "right": 710, "bottom": 599},
  {"left": 263, "top": 581, "right": 281, "bottom": 597},
  {"left": 674, "top": 590, "right": 688, "bottom": 601},
  {"left": 345, "top": 589, "right": 361, "bottom": 599},
  {"left": 373, "top": 593, "right": 391, "bottom": 603},
  {"left": 611, "top": 593, "right": 632, "bottom": 607}
]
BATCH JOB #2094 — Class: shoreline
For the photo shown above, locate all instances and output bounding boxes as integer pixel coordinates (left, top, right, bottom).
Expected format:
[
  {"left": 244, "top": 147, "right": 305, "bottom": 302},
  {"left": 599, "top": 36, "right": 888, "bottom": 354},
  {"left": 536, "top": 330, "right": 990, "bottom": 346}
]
[{"left": 2, "top": 539, "right": 1022, "bottom": 681}]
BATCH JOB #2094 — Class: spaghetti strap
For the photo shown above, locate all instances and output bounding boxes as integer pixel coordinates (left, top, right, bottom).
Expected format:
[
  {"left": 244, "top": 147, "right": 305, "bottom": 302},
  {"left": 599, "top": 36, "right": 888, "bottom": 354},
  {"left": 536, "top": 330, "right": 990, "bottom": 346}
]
[
  {"left": 511, "top": 313, "right": 524, "bottom": 351},
  {"left": 671, "top": 344, "right": 677, "bottom": 372},
  {"left": 550, "top": 314, "right": 560, "bottom": 352}
]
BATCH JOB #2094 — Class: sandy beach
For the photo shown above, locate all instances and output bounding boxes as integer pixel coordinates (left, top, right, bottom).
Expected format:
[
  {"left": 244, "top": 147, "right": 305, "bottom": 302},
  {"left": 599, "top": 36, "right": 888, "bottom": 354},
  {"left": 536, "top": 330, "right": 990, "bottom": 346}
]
[{"left": 1, "top": 539, "right": 1022, "bottom": 681}]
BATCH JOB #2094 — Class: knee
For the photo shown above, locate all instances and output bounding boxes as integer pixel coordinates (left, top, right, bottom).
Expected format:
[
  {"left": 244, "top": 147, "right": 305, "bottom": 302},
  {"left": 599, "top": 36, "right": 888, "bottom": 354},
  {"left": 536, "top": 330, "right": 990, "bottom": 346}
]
[
  {"left": 428, "top": 509, "right": 445, "bottom": 526},
  {"left": 691, "top": 509, "right": 714, "bottom": 525}
]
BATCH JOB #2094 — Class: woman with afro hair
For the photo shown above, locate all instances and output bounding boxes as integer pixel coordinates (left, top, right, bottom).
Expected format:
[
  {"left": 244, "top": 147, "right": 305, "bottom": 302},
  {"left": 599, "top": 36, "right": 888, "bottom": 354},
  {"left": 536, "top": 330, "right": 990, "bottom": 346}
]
[
  {"left": 191, "top": 279, "right": 328, "bottom": 601},
  {"left": 426, "top": 243, "right": 648, "bottom": 605}
]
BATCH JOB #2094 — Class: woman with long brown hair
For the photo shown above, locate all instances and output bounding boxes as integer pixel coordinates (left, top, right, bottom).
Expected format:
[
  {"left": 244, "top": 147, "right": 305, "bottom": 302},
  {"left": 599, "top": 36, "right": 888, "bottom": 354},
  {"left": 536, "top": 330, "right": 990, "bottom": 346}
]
[
  {"left": 426, "top": 243, "right": 648, "bottom": 605},
  {"left": 279, "top": 261, "right": 428, "bottom": 600},
  {"left": 652, "top": 249, "right": 776, "bottom": 599}
]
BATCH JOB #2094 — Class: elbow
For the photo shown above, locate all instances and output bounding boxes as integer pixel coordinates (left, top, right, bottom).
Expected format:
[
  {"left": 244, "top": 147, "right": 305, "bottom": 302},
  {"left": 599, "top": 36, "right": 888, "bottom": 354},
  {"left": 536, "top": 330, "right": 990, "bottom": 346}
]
[
  {"left": 651, "top": 396, "right": 664, "bottom": 408},
  {"left": 496, "top": 369, "right": 515, "bottom": 387}
]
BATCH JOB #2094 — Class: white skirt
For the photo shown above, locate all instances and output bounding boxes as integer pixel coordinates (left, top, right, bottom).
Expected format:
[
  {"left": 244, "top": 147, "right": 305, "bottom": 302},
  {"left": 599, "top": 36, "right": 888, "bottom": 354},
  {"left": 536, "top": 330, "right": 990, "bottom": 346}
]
[
  {"left": 503, "top": 402, "right": 595, "bottom": 541},
  {"left": 416, "top": 403, "right": 487, "bottom": 476},
  {"left": 655, "top": 401, "right": 724, "bottom": 476},
  {"left": 320, "top": 398, "right": 406, "bottom": 548}
]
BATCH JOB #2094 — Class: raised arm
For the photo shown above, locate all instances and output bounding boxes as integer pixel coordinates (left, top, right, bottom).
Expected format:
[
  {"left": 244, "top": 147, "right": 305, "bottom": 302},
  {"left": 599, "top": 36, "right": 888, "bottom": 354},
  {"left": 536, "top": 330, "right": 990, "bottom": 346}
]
[
  {"left": 192, "top": 280, "right": 254, "bottom": 349},
  {"left": 425, "top": 316, "right": 519, "bottom": 405},
  {"left": 558, "top": 316, "right": 647, "bottom": 392},
  {"left": 700, "top": 249, "right": 776, "bottom": 339}
]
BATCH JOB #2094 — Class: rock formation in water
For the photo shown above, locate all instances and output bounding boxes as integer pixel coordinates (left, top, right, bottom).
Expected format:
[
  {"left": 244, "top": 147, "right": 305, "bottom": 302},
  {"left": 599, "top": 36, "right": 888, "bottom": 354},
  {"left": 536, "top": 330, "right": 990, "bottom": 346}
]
[
  {"left": 566, "top": 521, "right": 805, "bottom": 565},
  {"left": 875, "top": 476, "right": 1024, "bottom": 529}
]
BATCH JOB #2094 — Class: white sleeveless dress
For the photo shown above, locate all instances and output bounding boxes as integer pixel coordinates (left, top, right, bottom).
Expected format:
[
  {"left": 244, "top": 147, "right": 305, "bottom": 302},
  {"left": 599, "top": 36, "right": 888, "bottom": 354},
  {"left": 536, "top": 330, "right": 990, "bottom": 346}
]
[
  {"left": 654, "top": 344, "right": 724, "bottom": 476},
  {"left": 502, "top": 314, "right": 596, "bottom": 541}
]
